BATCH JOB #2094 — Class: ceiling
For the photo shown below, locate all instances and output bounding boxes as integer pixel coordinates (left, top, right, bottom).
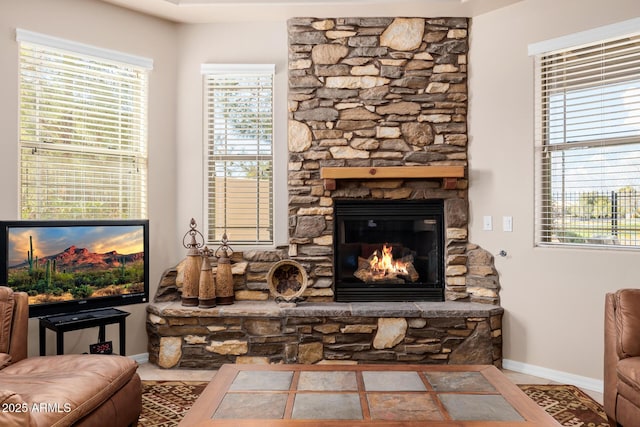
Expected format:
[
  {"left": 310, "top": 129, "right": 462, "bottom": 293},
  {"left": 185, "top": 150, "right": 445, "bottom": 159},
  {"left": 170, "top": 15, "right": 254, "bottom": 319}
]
[{"left": 98, "top": 0, "right": 522, "bottom": 23}]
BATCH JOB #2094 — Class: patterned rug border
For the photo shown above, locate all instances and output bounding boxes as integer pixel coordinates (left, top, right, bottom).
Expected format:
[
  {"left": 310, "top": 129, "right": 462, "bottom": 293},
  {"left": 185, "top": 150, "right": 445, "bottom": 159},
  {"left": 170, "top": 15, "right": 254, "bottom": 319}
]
[
  {"left": 139, "top": 380, "right": 209, "bottom": 427},
  {"left": 139, "top": 380, "right": 610, "bottom": 427},
  {"left": 518, "top": 383, "right": 609, "bottom": 427}
]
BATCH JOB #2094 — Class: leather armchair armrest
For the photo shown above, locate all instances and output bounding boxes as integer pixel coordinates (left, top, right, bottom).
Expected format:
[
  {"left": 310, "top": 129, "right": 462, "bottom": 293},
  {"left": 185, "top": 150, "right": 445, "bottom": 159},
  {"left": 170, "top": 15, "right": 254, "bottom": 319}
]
[
  {"left": 604, "top": 292, "right": 620, "bottom": 419},
  {"left": 0, "top": 353, "right": 11, "bottom": 369},
  {"left": 0, "top": 390, "right": 33, "bottom": 426}
]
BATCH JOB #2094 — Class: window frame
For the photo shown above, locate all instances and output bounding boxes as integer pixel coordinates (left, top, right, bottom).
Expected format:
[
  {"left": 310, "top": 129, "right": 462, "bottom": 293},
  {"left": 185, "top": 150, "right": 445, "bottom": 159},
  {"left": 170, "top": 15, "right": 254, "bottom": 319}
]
[
  {"left": 201, "top": 64, "right": 275, "bottom": 247},
  {"left": 16, "top": 29, "right": 152, "bottom": 220},
  {"left": 532, "top": 22, "right": 640, "bottom": 250}
]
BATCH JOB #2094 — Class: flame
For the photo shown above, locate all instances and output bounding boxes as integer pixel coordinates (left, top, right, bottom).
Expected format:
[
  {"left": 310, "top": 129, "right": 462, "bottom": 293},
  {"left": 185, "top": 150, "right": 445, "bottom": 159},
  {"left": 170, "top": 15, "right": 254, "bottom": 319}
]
[{"left": 369, "top": 244, "right": 409, "bottom": 275}]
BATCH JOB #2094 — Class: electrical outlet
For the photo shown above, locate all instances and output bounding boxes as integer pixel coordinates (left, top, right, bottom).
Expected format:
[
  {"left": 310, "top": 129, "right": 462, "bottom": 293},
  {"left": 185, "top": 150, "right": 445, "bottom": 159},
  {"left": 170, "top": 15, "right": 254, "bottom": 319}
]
[
  {"left": 503, "top": 216, "right": 513, "bottom": 232},
  {"left": 483, "top": 216, "right": 493, "bottom": 231}
]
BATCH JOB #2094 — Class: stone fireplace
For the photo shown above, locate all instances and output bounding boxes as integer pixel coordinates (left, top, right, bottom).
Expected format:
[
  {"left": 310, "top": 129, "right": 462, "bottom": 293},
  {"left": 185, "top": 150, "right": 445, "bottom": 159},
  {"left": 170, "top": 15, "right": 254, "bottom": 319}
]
[
  {"left": 285, "top": 16, "right": 498, "bottom": 304},
  {"left": 333, "top": 199, "right": 445, "bottom": 302},
  {"left": 146, "top": 16, "right": 503, "bottom": 370}
]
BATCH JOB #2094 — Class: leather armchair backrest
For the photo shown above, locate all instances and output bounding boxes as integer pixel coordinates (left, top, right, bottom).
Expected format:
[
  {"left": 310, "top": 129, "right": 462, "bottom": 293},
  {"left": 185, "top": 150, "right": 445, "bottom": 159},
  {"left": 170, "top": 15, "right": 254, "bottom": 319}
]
[
  {"left": 0, "top": 287, "right": 16, "bottom": 354},
  {"left": 614, "top": 288, "right": 640, "bottom": 359},
  {"left": 0, "top": 286, "right": 28, "bottom": 364}
]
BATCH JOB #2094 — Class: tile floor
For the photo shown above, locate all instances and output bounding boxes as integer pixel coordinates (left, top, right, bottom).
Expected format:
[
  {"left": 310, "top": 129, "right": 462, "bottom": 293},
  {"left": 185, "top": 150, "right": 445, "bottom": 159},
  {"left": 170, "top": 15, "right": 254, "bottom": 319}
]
[
  {"left": 211, "top": 368, "right": 526, "bottom": 422},
  {"left": 136, "top": 362, "right": 604, "bottom": 405}
]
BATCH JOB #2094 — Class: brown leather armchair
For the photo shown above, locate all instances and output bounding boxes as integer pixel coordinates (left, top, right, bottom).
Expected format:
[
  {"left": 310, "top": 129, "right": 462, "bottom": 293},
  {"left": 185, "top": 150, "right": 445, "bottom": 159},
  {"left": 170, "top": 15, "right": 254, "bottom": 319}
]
[
  {"left": 0, "top": 286, "right": 142, "bottom": 426},
  {"left": 604, "top": 288, "right": 640, "bottom": 427}
]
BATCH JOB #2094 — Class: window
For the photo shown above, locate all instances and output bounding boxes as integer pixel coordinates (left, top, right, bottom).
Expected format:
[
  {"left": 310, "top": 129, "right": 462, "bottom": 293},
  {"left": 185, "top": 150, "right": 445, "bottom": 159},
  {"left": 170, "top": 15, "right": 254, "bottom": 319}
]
[
  {"left": 534, "top": 29, "right": 640, "bottom": 248},
  {"left": 202, "top": 64, "right": 274, "bottom": 246},
  {"left": 17, "top": 29, "right": 151, "bottom": 220}
]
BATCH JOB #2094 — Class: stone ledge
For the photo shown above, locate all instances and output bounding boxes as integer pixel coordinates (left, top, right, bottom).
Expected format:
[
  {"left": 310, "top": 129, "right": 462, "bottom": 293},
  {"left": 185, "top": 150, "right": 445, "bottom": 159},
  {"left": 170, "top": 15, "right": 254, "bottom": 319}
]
[
  {"left": 147, "top": 300, "right": 502, "bottom": 319},
  {"left": 146, "top": 299, "right": 503, "bottom": 369}
]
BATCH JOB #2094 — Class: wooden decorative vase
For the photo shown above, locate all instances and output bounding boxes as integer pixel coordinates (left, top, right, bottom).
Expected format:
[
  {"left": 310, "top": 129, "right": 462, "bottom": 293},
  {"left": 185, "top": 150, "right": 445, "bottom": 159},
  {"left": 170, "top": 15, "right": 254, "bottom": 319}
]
[
  {"left": 214, "top": 232, "right": 234, "bottom": 305},
  {"left": 182, "top": 244, "right": 201, "bottom": 306},
  {"left": 215, "top": 249, "right": 234, "bottom": 305},
  {"left": 181, "top": 218, "right": 204, "bottom": 307},
  {"left": 198, "top": 247, "right": 216, "bottom": 308}
]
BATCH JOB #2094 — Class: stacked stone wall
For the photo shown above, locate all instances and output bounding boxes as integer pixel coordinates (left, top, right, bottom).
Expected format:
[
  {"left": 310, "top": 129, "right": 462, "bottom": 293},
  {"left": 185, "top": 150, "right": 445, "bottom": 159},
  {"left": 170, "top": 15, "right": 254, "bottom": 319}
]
[
  {"left": 147, "top": 301, "right": 503, "bottom": 369},
  {"left": 283, "top": 16, "right": 501, "bottom": 303}
]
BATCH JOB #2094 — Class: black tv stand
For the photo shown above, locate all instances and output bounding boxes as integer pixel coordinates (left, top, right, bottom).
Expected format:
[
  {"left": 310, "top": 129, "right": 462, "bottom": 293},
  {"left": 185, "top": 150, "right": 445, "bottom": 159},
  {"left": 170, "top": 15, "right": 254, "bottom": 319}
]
[{"left": 39, "top": 308, "right": 130, "bottom": 356}]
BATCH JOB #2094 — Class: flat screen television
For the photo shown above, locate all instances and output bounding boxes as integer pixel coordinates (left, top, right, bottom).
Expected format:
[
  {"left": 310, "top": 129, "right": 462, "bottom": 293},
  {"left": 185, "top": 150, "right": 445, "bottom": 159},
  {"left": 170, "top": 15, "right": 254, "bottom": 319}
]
[{"left": 0, "top": 219, "right": 149, "bottom": 318}]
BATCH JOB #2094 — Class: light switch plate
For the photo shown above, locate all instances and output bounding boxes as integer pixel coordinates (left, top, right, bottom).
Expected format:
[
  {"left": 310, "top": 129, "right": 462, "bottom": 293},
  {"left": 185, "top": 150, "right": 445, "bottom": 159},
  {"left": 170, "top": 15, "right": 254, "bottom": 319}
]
[
  {"left": 483, "top": 216, "right": 492, "bottom": 231},
  {"left": 503, "top": 216, "right": 513, "bottom": 232}
]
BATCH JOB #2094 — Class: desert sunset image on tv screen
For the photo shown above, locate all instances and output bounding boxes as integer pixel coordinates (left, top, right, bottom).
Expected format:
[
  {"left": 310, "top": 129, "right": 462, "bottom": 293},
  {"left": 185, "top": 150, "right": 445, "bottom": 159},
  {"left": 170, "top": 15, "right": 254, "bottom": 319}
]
[{"left": 7, "top": 225, "right": 145, "bottom": 306}]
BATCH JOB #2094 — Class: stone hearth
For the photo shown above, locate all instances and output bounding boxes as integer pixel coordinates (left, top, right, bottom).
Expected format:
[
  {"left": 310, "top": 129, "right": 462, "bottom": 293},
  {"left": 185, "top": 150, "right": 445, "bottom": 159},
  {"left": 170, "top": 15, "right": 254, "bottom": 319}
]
[{"left": 147, "top": 299, "right": 503, "bottom": 369}]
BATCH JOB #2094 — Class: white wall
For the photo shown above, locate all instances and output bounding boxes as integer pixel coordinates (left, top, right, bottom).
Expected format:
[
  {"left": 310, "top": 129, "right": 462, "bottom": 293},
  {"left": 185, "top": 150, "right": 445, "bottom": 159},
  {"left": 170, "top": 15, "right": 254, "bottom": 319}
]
[
  {"left": 0, "top": 0, "right": 180, "bottom": 356},
  {"left": 174, "top": 21, "right": 290, "bottom": 248},
  {"left": 469, "top": 0, "right": 640, "bottom": 382}
]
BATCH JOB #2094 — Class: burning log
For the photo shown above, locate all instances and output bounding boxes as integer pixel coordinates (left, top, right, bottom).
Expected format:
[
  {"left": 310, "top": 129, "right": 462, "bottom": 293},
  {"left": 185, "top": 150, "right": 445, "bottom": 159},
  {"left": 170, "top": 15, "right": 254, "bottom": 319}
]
[{"left": 354, "top": 244, "right": 419, "bottom": 284}]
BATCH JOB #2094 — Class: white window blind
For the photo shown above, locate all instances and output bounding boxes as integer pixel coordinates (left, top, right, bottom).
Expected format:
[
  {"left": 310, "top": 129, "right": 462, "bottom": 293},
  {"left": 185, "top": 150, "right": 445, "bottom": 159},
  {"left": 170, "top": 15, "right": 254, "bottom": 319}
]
[
  {"left": 17, "top": 30, "right": 150, "bottom": 220},
  {"left": 202, "top": 64, "right": 274, "bottom": 245},
  {"left": 534, "top": 32, "right": 640, "bottom": 248}
]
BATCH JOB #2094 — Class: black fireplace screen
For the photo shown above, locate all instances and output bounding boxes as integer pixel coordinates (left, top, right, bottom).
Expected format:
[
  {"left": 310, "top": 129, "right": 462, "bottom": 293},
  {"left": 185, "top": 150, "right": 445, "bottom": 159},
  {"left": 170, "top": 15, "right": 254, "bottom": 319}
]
[{"left": 333, "top": 199, "right": 444, "bottom": 302}]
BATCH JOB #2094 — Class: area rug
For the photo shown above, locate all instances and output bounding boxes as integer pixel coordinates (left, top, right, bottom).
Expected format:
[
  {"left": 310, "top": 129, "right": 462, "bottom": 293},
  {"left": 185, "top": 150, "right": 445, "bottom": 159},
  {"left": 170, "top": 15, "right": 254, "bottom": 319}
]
[
  {"left": 138, "top": 381, "right": 208, "bottom": 427},
  {"left": 138, "top": 381, "right": 610, "bottom": 427},
  {"left": 519, "top": 384, "right": 610, "bottom": 427}
]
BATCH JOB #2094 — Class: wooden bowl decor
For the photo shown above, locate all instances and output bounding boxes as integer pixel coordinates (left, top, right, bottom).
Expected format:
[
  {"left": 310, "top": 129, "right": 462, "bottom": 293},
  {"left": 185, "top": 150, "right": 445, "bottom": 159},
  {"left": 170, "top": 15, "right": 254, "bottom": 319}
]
[{"left": 267, "top": 259, "right": 308, "bottom": 305}]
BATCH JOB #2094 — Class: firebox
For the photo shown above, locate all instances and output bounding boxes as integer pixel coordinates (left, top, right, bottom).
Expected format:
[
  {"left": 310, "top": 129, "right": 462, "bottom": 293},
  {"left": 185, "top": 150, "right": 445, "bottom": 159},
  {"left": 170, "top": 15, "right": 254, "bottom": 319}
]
[{"left": 333, "top": 199, "right": 445, "bottom": 302}]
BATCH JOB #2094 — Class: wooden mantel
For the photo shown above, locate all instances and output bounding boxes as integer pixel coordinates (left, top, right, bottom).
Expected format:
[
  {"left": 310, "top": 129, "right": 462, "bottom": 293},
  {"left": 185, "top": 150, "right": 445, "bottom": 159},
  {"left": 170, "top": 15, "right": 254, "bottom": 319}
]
[{"left": 320, "top": 165, "right": 465, "bottom": 190}]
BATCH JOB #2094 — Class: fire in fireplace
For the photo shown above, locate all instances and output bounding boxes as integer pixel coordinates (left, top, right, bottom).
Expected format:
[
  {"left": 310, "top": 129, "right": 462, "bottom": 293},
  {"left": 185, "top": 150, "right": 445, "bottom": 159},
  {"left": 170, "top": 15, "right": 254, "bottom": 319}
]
[
  {"left": 333, "top": 199, "right": 444, "bottom": 302},
  {"left": 354, "top": 243, "right": 420, "bottom": 284}
]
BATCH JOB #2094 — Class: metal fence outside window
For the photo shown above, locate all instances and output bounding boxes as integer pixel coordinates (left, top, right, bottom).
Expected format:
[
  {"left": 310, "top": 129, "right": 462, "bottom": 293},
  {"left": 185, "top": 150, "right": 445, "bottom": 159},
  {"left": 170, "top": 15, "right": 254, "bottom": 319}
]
[{"left": 550, "top": 190, "right": 640, "bottom": 246}]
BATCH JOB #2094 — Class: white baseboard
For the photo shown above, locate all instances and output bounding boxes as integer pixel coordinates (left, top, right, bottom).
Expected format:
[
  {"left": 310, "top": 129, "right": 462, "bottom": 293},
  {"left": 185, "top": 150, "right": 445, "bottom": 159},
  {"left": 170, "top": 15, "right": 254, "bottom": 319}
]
[
  {"left": 129, "top": 352, "right": 149, "bottom": 364},
  {"left": 503, "top": 359, "right": 603, "bottom": 393}
]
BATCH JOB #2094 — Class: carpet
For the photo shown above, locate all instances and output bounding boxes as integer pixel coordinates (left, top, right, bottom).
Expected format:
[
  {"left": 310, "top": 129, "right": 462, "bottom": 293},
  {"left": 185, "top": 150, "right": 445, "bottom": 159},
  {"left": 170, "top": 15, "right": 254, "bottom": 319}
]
[
  {"left": 519, "top": 384, "right": 610, "bottom": 427},
  {"left": 138, "top": 381, "right": 610, "bottom": 427},
  {"left": 138, "top": 381, "right": 208, "bottom": 427}
]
